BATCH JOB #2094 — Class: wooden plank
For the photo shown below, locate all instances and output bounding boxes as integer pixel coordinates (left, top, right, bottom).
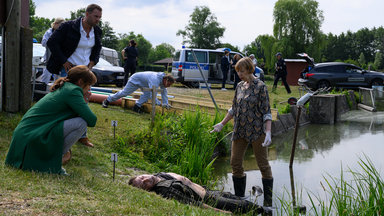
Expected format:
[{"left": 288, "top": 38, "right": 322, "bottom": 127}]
[
  {"left": 3, "top": 0, "right": 21, "bottom": 112},
  {"left": 19, "top": 27, "right": 32, "bottom": 112}
]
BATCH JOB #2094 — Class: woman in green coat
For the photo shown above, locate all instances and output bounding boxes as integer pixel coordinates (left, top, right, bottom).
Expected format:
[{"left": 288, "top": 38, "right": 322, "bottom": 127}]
[{"left": 5, "top": 65, "right": 97, "bottom": 175}]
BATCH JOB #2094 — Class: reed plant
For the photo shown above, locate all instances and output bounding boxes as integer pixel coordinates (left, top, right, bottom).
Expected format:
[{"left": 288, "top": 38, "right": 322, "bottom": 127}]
[
  {"left": 111, "top": 107, "right": 230, "bottom": 185},
  {"left": 177, "top": 107, "right": 228, "bottom": 185},
  {"left": 278, "top": 156, "right": 384, "bottom": 215}
]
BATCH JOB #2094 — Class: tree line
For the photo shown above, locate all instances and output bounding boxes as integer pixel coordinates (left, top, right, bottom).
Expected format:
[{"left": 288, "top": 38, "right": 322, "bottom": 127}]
[{"left": 30, "top": 0, "right": 384, "bottom": 73}]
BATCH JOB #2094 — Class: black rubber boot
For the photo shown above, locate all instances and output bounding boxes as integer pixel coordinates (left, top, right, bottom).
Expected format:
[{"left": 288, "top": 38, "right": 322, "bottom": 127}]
[
  {"left": 232, "top": 174, "right": 247, "bottom": 197},
  {"left": 262, "top": 178, "right": 273, "bottom": 207}
]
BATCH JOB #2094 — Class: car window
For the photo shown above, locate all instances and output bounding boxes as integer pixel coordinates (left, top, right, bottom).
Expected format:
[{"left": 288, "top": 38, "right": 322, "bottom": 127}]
[
  {"left": 345, "top": 65, "right": 363, "bottom": 74},
  {"left": 95, "top": 58, "right": 113, "bottom": 67},
  {"left": 185, "top": 51, "right": 207, "bottom": 63},
  {"left": 316, "top": 65, "right": 344, "bottom": 73},
  {"left": 208, "top": 52, "right": 221, "bottom": 63},
  {"left": 33, "top": 44, "right": 46, "bottom": 57}
]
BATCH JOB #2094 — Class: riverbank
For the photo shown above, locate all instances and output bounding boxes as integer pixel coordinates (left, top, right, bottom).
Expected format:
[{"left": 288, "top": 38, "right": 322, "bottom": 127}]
[{"left": 0, "top": 105, "right": 224, "bottom": 215}]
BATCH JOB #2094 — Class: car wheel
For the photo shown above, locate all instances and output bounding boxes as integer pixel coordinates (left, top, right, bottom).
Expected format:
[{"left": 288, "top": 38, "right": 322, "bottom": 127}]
[
  {"left": 371, "top": 79, "right": 383, "bottom": 87},
  {"left": 317, "top": 80, "right": 330, "bottom": 90}
]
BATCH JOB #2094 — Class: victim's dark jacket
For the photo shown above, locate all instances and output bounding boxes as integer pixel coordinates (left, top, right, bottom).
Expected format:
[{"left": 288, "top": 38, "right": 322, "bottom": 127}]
[{"left": 47, "top": 17, "right": 102, "bottom": 74}]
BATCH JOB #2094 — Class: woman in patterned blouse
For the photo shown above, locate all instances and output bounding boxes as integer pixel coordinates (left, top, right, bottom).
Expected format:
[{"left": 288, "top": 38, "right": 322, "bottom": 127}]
[{"left": 211, "top": 57, "right": 273, "bottom": 207}]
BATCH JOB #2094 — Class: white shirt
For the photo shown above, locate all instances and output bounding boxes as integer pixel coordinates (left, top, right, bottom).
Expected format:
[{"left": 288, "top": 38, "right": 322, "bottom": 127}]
[
  {"left": 67, "top": 19, "right": 95, "bottom": 66},
  {"left": 41, "top": 28, "right": 54, "bottom": 61}
]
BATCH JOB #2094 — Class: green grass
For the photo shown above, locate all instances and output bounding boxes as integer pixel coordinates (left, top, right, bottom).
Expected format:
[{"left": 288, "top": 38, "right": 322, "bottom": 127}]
[{"left": 0, "top": 104, "right": 225, "bottom": 215}]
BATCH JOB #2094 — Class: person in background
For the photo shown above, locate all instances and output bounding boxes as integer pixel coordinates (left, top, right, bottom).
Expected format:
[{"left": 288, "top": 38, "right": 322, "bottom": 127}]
[
  {"left": 211, "top": 57, "right": 274, "bottom": 208},
  {"left": 40, "top": 17, "right": 65, "bottom": 84},
  {"left": 121, "top": 39, "right": 138, "bottom": 85},
  {"left": 5, "top": 66, "right": 97, "bottom": 176},
  {"left": 102, "top": 72, "right": 175, "bottom": 113},
  {"left": 220, "top": 50, "right": 231, "bottom": 90},
  {"left": 273, "top": 52, "right": 291, "bottom": 94},
  {"left": 47, "top": 3, "right": 103, "bottom": 148},
  {"left": 231, "top": 54, "right": 242, "bottom": 89},
  {"left": 249, "top": 54, "right": 257, "bottom": 67},
  {"left": 129, "top": 172, "right": 268, "bottom": 214}
]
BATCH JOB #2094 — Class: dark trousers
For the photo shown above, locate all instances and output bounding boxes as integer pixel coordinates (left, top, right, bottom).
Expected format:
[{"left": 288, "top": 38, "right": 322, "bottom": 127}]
[
  {"left": 222, "top": 68, "right": 228, "bottom": 88},
  {"left": 273, "top": 73, "right": 291, "bottom": 93},
  {"left": 124, "top": 61, "right": 136, "bottom": 85},
  {"left": 234, "top": 71, "right": 240, "bottom": 90},
  {"left": 204, "top": 190, "right": 263, "bottom": 214}
]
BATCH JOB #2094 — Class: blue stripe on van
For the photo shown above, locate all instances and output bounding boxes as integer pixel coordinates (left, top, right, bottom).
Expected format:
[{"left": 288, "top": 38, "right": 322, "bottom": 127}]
[{"left": 172, "top": 62, "right": 209, "bottom": 70}]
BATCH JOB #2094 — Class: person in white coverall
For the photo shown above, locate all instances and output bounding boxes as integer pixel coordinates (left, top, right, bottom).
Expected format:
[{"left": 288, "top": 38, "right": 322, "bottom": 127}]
[{"left": 102, "top": 72, "right": 175, "bottom": 112}]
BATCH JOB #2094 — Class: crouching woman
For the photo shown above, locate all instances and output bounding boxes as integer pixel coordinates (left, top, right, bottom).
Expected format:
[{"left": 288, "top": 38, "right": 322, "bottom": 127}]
[{"left": 5, "top": 65, "right": 97, "bottom": 175}]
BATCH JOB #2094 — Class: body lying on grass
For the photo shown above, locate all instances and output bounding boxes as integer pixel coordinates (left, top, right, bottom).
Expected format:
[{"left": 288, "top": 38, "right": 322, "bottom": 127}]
[{"left": 129, "top": 172, "right": 269, "bottom": 215}]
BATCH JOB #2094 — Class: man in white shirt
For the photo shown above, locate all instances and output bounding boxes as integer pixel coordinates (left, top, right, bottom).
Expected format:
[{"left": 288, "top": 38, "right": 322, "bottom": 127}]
[
  {"left": 47, "top": 4, "right": 103, "bottom": 148},
  {"left": 47, "top": 4, "right": 102, "bottom": 75}
]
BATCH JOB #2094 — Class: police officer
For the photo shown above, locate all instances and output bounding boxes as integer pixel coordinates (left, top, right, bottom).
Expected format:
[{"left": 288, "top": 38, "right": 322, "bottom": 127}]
[
  {"left": 220, "top": 50, "right": 231, "bottom": 90},
  {"left": 273, "top": 52, "right": 291, "bottom": 93}
]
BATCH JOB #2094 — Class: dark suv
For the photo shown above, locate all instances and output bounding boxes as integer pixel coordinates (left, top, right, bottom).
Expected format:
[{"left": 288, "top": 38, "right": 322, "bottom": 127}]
[{"left": 298, "top": 54, "right": 384, "bottom": 90}]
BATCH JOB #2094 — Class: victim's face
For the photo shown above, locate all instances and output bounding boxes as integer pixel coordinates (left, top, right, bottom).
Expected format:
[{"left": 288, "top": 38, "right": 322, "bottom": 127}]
[{"left": 133, "top": 175, "right": 157, "bottom": 190}]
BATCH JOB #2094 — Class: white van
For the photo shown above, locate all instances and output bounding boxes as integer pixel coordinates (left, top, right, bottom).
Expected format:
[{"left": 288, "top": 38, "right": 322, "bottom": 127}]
[
  {"left": 100, "top": 46, "right": 120, "bottom": 66},
  {"left": 171, "top": 47, "right": 244, "bottom": 87}
]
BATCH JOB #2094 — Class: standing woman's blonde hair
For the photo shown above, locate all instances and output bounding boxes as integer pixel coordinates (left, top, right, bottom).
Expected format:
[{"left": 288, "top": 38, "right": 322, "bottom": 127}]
[
  {"left": 50, "top": 65, "right": 97, "bottom": 92},
  {"left": 235, "top": 57, "right": 255, "bottom": 74}
]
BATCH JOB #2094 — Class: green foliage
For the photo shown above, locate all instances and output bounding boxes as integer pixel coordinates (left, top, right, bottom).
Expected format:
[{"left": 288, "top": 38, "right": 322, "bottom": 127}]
[
  {"left": 100, "top": 21, "right": 119, "bottom": 50},
  {"left": 358, "top": 52, "right": 366, "bottom": 66},
  {"left": 30, "top": 16, "right": 53, "bottom": 42},
  {"left": 177, "top": 6, "right": 225, "bottom": 49},
  {"left": 280, "top": 104, "right": 291, "bottom": 114},
  {"left": 110, "top": 109, "right": 230, "bottom": 185},
  {"left": 374, "top": 52, "right": 383, "bottom": 70},
  {"left": 148, "top": 43, "right": 175, "bottom": 63},
  {"left": 273, "top": 0, "right": 324, "bottom": 58},
  {"left": 118, "top": 32, "right": 153, "bottom": 66}
]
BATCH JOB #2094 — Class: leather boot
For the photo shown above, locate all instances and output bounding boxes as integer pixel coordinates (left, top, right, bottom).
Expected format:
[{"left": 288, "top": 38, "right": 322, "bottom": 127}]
[
  {"left": 232, "top": 174, "right": 247, "bottom": 197},
  {"left": 62, "top": 149, "right": 72, "bottom": 165},
  {"left": 262, "top": 178, "right": 274, "bottom": 207},
  {"left": 78, "top": 137, "right": 94, "bottom": 147}
]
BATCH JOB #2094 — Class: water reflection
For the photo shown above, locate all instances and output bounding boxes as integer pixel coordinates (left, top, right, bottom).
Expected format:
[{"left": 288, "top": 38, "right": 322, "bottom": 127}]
[{"left": 213, "top": 110, "right": 384, "bottom": 210}]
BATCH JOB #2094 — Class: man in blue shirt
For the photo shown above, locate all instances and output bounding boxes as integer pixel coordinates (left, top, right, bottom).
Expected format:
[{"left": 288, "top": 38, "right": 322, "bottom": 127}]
[{"left": 102, "top": 72, "right": 175, "bottom": 113}]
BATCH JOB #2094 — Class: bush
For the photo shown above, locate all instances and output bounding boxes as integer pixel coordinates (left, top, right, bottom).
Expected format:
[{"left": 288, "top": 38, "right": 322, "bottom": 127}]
[{"left": 111, "top": 108, "right": 230, "bottom": 185}]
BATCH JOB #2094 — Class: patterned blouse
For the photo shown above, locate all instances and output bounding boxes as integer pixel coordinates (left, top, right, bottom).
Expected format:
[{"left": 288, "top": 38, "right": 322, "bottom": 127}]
[{"left": 230, "top": 79, "right": 272, "bottom": 143}]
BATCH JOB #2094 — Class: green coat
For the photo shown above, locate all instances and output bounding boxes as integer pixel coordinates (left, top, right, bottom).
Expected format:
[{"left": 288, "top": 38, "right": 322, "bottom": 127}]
[{"left": 5, "top": 82, "right": 97, "bottom": 173}]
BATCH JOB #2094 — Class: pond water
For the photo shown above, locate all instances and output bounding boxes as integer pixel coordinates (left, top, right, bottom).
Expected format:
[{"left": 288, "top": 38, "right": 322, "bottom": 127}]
[{"left": 213, "top": 110, "right": 384, "bottom": 212}]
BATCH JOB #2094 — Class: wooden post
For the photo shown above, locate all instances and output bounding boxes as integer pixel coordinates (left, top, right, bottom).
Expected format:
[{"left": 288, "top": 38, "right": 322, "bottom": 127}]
[
  {"left": 289, "top": 106, "right": 301, "bottom": 168},
  {"left": 19, "top": 27, "right": 33, "bottom": 112},
  {"left": 3, "top": 0, "right": 21, "bottom": 112},
  {"left": 151, "top": 86, "right": 156, "bottom": 127}
]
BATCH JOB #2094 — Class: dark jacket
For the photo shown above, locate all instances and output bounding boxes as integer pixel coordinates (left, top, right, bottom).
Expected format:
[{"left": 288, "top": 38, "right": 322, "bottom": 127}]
[
  {"left": 124, "top": 46, "right": 138, "bottom": 63},
  {"left": 47, "top": 17, "right": 102, "bottom": 74},
  {"left": 221, "top": 55, "right": 230, "bottom": 73},
  {"left": 275, "top": 58, "right": 287, "bottom": 76}
]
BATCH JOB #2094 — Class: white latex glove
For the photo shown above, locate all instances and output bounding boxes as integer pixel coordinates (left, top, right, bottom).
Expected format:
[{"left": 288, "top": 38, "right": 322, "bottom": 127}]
[
  {"left": 210, "top": 123, "right": 224, "bottom": 133},
  {"left": 262, "top": 131, "right": 272, "bottom": 147},
  {"left": 162, "top": 104, "right": 172, "bottom": 109}
]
